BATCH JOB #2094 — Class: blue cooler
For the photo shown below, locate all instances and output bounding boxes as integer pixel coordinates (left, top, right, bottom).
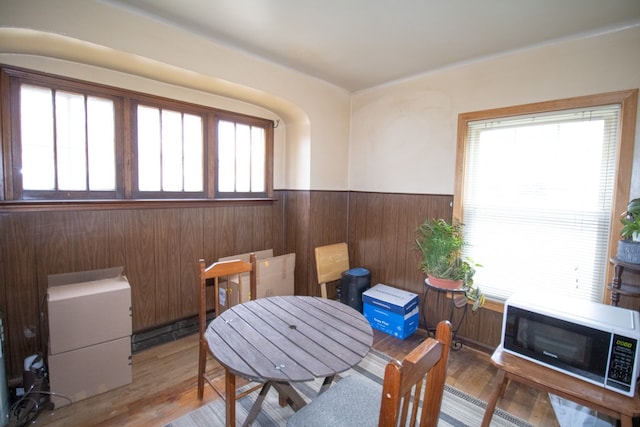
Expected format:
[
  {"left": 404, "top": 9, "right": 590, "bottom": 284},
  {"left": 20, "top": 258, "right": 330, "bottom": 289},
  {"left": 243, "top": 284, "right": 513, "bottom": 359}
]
[{"left": 341, "top": 268, "right": 370, "bottom": 313}]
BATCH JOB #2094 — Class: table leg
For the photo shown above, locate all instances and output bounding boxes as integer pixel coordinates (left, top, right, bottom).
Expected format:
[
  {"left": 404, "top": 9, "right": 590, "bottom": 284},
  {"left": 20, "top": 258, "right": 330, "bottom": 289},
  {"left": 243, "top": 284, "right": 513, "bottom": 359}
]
[
  {"left": 422, "top": 285, "right": 431, "bottom": 335},
  {"left": 423, "top": 284, "right": 467, "bottom": 350},
  {"left": 272, "top": 382, "right": 307, "bottom": 411},
  {"left": 621, "top": 415, "right": 632, "bottom": 427},
  {"left": 225, "top": 368, "right": 236, "bottom": 427},
  {"left": 450, "top": 295, "right": 468, "bottom": 351},
  {"left": 243, "top": 382, "right": 273, "bottom": 427},
  {"left": 318, "top": 375, "right": 335, "bottom": 395},
  {"left": 481, "top": 369, "right": 508, "bottom": 427}
]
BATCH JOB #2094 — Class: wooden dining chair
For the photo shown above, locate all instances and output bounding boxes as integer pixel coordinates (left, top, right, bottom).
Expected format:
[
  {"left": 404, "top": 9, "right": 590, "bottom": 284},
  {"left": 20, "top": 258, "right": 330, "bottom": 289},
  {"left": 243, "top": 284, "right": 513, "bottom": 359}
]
[
  {"left": 197, "top": 253, "right": 257, "bottom": 400},
  {"left": 287, "top": 320, "right": 453, "bottom": 427},
  {"left": 314, "top": 242, "right": 350, "bottom": 298}
]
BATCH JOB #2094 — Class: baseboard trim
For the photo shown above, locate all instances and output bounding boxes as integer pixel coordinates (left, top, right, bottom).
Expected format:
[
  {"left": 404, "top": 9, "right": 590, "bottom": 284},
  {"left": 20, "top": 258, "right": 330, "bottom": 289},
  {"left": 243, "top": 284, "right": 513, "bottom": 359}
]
[{"left": 131, "top": 312, "right": 214, "bottom": 353}]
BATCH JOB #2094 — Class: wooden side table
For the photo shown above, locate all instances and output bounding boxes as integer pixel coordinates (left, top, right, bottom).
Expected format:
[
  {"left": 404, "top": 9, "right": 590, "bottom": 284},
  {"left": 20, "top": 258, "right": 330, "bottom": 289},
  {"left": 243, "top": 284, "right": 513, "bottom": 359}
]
[
  {"left": 481, "top": 347, "right": 640, "bottom": 427},
  {"left": 609, "top": 256, "right": 640, "bottom": 306}
]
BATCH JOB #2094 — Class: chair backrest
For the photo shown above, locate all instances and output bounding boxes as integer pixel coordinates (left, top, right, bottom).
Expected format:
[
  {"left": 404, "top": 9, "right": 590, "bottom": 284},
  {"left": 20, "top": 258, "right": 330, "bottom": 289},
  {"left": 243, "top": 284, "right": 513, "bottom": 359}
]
[
  {"left": 197, "top": 253, "right": 257, "bottom": 400},
  {"left": 379, "top": 320, "right": 453, "bottom": 427},
  {"left": 314, "top": 242, "right": 349, "bottom": 298},
  {"left": 198, "top": 253, "right": 257, "bottom": 341},
  {"left": 286, "top": 320, "right": 453, "bottom": 427}
]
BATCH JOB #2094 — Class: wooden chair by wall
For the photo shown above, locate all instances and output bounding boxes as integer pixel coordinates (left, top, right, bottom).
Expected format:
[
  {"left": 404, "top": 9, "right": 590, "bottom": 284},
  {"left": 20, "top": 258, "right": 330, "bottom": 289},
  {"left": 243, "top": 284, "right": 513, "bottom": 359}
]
[
  {"left": 287, "top": 320, "right": 453, "bottom": 427},
  {"left": 314, "top": 242, "right": 350, "bottom": 298},
  {"left": 197, "top": 253, "right": 257, "bottom": 400}
]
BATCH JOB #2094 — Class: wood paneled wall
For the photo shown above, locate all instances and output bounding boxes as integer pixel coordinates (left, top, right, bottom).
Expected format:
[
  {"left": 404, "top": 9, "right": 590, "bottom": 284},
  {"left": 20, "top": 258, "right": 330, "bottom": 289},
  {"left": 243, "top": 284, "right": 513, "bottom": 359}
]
[
  {"left": 0, "top": 197, "right": 284, "bottom": 380},
  {"left": 347, "top": 192, "right": 451, "bottom": 290},
  {"left": 0, "top": 190, "right": 508, "bottom": 381},
  {"left": 293, "top": 190, "right": 503, "bottom": 349},
  {"left": 345, "top": 192, "right": 504, "bottom": 350}
]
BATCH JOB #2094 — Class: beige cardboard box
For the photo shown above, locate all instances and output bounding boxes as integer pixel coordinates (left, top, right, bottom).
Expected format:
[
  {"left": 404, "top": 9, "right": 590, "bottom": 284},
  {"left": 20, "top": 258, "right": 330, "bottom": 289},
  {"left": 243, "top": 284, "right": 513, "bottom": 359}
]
[
  {"left": 48, "top": 336, "right": 132, "bottom": 408},
  {"left": 217, "top": 253, "right": 295, "bottom": 314},
  {"left": 47, "top": 267, "right": 132, "bottom": 406},
  {"left": 255, "top": 253, "right": 295, "bottom": 299},
  {"left": 47, "top": 267, "right": 132, "bottom": 355},
  {"left": 216, "top": 249, "right": 275, "bottom": 312},
  {"left": 217, "top": 279, "right": 240, "bottom": 314}
]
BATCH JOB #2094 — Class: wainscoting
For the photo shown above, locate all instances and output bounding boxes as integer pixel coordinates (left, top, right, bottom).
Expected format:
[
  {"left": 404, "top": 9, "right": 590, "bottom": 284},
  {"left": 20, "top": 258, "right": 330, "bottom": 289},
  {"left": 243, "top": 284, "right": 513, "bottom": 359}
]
[{"left": 1, "top": 190, "right": 505, "bottom": 381}]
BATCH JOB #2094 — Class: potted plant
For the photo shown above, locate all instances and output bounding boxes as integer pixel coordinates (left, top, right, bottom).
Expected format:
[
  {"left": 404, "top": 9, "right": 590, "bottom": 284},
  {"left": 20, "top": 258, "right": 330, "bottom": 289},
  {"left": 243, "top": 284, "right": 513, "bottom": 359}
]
[
  {"left": 415, "top": 218, "right": 484, "bottom": 310},
  {"left": 617, "top": 198, "right": 640, "bottom": 264}
]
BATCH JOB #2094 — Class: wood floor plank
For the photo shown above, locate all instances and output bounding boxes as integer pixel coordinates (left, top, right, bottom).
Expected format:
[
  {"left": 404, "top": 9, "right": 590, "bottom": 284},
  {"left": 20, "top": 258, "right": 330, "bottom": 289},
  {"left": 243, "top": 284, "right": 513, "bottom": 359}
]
[{"left": 14, "top": 330, "right": 558, "bottom": 426}]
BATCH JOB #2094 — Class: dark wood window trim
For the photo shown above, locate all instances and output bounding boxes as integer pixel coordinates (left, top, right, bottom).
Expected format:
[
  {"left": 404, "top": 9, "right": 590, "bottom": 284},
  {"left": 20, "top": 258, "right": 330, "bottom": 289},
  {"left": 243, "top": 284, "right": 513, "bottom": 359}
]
[
  {"left": 0, "top": 65, "right": 275, "bottom": 204},
  {"left": 0, "top": 198, "right": 279, "bottom": 213}
]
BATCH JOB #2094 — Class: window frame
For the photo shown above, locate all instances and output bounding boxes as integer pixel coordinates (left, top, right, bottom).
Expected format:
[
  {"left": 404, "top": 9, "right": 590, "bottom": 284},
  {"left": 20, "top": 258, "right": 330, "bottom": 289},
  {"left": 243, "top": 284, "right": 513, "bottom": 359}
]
[
  {"left": 453, "top": 90, "right": 638, "bottom": 311},
  {"left": 130, "top": 97, "right": 210, "bottom": 200},
  {"left": 213, "top": 110, "right": 274, "bottom": 199},
  {"left": 5, "top": 67, "right": 126, "bottom": 201},
  {"left": 0, "top": 65, "right": 275, "bottom": 205}
]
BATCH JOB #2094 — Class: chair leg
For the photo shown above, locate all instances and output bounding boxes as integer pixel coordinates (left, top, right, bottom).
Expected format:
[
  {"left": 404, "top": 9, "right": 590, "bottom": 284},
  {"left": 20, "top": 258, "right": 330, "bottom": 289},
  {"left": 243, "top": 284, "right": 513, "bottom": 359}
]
[
  {"left": 197, "top": 339, "right": 206, "bottom": 400},
  {"left": 225, "top": 368, "right": 236, "bottom": 427}
]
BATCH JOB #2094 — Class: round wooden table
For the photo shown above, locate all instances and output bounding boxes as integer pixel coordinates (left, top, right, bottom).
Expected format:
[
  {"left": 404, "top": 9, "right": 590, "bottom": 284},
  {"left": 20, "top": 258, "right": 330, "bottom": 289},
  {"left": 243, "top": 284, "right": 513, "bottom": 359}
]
[{"left": 206, "top": 296, "right": 373, "bottom": 426}]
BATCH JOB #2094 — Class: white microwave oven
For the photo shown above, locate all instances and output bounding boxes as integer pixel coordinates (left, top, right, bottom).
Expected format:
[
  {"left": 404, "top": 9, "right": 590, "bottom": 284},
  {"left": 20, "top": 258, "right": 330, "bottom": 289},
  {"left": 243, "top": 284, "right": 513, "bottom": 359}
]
[{"left": 501, "top": 291, "right": 640, "bottom": 397}]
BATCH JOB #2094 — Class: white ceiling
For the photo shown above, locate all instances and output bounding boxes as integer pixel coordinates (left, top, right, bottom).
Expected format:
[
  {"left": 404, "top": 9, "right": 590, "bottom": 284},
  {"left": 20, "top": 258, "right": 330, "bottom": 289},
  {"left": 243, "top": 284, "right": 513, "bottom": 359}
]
[{"left": 102, "top": 0, "right": 640, "bottom": 92}]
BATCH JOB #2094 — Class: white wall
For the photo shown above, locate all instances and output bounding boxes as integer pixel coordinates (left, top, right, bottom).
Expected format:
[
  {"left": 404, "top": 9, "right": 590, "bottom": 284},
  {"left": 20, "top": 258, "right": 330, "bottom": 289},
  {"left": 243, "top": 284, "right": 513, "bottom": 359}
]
[
  {"left": 1, "top": 1, "right": 639, "bottom": 196},
  {"left": 0, "top": 0, "right": 352, "bottom": 191},
  {"left": 350, "top": 25, "right": 640, "bottom": 196}
]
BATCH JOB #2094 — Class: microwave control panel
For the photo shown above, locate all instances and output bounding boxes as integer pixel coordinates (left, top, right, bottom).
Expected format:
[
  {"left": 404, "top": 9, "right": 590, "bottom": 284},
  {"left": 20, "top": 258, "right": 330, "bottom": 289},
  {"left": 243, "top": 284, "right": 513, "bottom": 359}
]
[{"left": 606, "top": 334, "right": 638, "bottom": 394}]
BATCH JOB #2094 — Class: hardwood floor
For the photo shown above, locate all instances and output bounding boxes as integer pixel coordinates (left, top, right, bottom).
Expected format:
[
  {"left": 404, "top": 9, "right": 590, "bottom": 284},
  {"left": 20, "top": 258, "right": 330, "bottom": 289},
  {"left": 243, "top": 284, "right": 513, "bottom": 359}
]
[{"left": 15, "top": 329, "right": 559, "bottom": 427}]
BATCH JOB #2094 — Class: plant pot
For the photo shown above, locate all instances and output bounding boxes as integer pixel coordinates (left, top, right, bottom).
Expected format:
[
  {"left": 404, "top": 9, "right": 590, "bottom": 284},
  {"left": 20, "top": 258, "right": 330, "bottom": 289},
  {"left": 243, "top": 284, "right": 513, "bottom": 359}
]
[
  {"left": 426, "top": 275, "right": 463, "bottom": 290},
  {"left": 616, "top": 239, "right": 640, "bottom": 264}
]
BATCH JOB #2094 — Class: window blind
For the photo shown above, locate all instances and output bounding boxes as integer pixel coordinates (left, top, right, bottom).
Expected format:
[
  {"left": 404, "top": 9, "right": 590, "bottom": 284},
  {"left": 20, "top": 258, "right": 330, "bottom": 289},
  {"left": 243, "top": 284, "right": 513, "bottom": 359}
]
[{"left": 462, "top": 105, "right": 620, "bottom": 302}]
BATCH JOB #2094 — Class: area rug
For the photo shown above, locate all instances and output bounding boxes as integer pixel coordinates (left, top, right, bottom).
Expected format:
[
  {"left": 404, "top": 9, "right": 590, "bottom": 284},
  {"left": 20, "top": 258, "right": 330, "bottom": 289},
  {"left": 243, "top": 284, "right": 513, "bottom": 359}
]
[{"left": 166, "top": 349, "right": 533, "bottom": 427}]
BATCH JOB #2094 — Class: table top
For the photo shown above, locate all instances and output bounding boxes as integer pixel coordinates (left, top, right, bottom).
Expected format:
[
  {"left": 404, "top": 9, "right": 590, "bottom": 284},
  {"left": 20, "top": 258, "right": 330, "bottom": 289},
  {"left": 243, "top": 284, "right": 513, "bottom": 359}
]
[
  {"left": 610, "top": 256, "right": 640, "bottom": 271},
  {"left": 491, "top": 346, "right": 640, "bottom": 417},
  {"left": 206, "top": 296, "right": 374, "bottom": 383}
]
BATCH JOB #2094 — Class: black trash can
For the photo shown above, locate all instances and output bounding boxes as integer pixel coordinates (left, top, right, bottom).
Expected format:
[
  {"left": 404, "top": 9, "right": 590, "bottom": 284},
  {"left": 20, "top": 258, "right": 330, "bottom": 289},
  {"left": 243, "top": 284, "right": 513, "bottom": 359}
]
[{"left": 340, "top": 267, "right": 371, "bottom": 313}]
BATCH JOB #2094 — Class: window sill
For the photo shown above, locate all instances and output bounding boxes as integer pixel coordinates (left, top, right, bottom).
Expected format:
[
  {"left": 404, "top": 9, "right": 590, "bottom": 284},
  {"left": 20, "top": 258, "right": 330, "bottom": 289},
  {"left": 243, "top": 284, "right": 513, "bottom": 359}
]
[
  {"left": 442, "top": 291, "right": 505, "bottom": 314},
  {"left": 480, "top": 297, "right": 505, "bottom": 314},
  {"left": 0, "top": 198, "right": 279, "bottom": 213}
]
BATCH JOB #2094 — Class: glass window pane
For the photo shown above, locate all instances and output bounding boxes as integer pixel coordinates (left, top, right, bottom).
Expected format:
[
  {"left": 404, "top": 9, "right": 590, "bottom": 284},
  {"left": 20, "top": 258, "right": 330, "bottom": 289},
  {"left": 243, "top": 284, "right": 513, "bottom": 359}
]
[
  {"left": 15, "top": 75, "right": 270, "bottom": 200},
  {"left": 217, "top": 120, "right": 268, "bottom": 195},
  {"left": 474, "top": 121, "right": 607, "bottom": 210},
  {"left": 20, "top": 85, "right": 55, "bottom": 190},
  {"left": 56, "top": 91, "right": 87, "bottom": 191},
  {"left": 87, "top": 97, "right": 116, "bottom": 191},
  {"left": 183, "top": 114, "right": 203, "bottom": 192},
  {"left": 251, "top": 127, "right": 265, "bottom": 192},
  {"left": 462, "top": 106, "right": 619, "bottom": 303},
  {"left": 161, "top": 110, "right": 183, "bottom": 191},
  {"left": 218, "top": 120, "right": 235, "bottom": 192},
  {"left": 235, "top": 124, "right": 251, "bottom": 192},
  {"left": 137, "top": 105, "right": 161, "bottom": 191}
]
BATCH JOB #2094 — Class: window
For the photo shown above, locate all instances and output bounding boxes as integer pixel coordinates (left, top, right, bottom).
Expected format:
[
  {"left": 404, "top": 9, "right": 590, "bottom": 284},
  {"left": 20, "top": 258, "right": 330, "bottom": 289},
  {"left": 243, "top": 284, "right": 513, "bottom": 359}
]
[
  {"left": 454, "top": 91, "right": 637, "bottom": 304},
  {"left": 134, "top": 104, "right": 204, "bottom": 196},
  {"left": 2, "top": 66, "right": 274, "bottom": 202},
  {"left": 17, "top": 84, "right": 119, "bottom": 199},
  {"left": 216, "top": 117, "right": 268, "bottom": 197}
]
